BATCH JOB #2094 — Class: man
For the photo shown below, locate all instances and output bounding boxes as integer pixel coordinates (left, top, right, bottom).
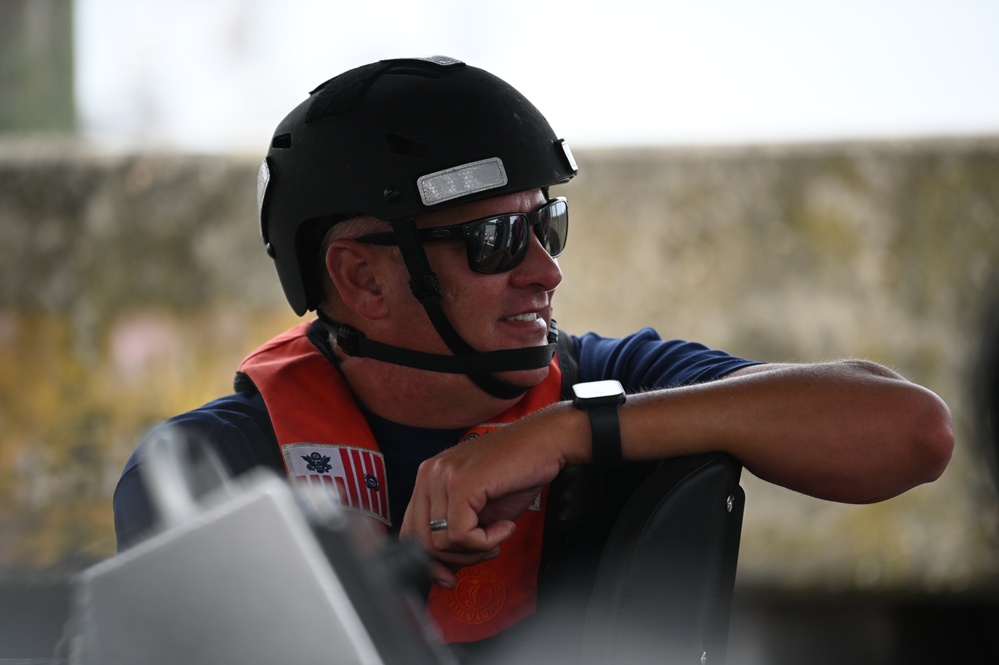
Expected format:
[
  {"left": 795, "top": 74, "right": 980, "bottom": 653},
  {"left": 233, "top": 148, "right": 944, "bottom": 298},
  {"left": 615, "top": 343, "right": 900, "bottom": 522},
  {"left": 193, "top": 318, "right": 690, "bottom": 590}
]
[{"left": 114, "top": 55, "right": 953, "bottom": 653}]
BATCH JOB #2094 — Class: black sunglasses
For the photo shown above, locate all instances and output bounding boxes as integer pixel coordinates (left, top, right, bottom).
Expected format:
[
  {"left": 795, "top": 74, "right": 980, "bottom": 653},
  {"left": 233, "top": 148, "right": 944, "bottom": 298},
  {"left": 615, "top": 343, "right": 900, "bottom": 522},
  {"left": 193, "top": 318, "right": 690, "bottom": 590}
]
[{"left": 356, "top": 197, "right": 569, "bottom": 274}]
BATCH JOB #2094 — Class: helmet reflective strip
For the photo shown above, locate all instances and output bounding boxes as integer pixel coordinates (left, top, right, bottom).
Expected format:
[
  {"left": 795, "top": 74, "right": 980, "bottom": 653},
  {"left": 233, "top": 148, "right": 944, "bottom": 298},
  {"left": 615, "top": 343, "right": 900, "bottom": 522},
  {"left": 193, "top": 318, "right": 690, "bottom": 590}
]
[
  {"left": 417, "top": 157, "right": 508, "bottom": 207},
  {"left": 558, "top": 139, "right": 579, "bottom": 173},
  {"left": 256, "top": 158, "right": 271, "bottom": 238},
  {"left": 414, "top": 55, "right": 464, "bottom": 67}
]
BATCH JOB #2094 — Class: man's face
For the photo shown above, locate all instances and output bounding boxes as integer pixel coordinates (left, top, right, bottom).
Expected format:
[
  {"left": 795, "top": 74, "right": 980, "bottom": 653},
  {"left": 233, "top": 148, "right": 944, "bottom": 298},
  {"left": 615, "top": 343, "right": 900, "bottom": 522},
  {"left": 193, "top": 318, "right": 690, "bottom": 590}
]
[{"left": 383, "top": 188, "right": 563, "bottom": 387}]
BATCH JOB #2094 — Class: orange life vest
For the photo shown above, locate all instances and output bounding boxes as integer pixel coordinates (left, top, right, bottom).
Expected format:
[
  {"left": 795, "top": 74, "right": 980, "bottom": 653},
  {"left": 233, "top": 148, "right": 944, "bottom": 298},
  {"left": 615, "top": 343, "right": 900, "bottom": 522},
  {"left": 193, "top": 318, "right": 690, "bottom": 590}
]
[{"left": 238, "top": 321, "right": 563, "bottom": 643}]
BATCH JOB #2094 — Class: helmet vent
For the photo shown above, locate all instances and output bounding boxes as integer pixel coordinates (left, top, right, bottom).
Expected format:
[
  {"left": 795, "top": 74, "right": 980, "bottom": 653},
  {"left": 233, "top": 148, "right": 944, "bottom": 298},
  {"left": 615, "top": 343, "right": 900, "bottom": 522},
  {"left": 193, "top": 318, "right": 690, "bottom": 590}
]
[
  {"left": 271, "top": 133, "right": 292, "bottom": 149},
  {"left": 385, "top": 133, "right": 431, "bottom": 158},
  {"left": 306, "top": 62, "right": 392, "bottom": 123}
]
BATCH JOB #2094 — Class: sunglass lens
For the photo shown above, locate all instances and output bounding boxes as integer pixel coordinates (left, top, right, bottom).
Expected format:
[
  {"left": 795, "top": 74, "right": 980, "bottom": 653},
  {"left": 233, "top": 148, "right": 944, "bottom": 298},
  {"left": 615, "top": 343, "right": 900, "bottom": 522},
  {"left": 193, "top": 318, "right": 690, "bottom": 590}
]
[
  {"left": 537, "top": 200, "right": 568, "bottom": 257},
  {"left": 471, "top": 216, "right": 528, "bottom": 273},
  {"left": 468, "top": 200, "right": 568, "bottom": 273}
]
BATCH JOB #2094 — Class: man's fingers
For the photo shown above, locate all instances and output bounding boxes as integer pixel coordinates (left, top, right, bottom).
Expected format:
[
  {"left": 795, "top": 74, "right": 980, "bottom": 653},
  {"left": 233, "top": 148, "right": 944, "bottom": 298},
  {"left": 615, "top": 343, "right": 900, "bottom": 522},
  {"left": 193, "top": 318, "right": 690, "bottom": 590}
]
[
  {"left": 429, "top": 560, "right": 457, "bottom": 589},
  {"left": 480, "top": 519, "right": 517, "bottom": 547},
  {"left": 430, "top": 515, "right": 516, "bottom": 553},
  {"left": 429, "top": 546, "right": 503, "bottom": 589}
]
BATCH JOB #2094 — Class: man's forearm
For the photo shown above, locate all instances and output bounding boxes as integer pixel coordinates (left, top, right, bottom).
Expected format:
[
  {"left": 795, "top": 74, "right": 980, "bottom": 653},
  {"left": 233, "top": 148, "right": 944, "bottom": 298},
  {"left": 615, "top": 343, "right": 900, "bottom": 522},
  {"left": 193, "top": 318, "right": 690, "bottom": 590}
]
[{"left": 610, "top": 360, "right": 954, "bottom": 503}]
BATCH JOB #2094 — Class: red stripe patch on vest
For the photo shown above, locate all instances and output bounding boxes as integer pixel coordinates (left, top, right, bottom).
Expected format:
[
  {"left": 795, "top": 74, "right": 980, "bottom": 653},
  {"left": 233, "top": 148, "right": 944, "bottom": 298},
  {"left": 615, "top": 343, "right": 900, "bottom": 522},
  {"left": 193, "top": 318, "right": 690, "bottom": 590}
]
[{"left": 283, "top": 443, "right": 390, "bottom": 525}]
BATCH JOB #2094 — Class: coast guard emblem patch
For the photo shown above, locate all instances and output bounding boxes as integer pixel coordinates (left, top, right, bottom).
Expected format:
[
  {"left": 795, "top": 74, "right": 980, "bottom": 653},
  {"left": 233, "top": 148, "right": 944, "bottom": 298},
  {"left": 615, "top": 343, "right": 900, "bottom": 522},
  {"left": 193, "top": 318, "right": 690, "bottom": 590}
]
[{"left": 283, "top": 443, "right": 390, "bottom": 525}]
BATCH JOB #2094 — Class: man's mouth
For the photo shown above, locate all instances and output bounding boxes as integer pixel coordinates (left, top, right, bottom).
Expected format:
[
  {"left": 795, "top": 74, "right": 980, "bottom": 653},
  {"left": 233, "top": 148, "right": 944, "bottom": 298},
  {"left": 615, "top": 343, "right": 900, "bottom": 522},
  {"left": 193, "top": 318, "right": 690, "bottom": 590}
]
[{"left": 503, "top": 312, "right": 541, "bottom": 323}]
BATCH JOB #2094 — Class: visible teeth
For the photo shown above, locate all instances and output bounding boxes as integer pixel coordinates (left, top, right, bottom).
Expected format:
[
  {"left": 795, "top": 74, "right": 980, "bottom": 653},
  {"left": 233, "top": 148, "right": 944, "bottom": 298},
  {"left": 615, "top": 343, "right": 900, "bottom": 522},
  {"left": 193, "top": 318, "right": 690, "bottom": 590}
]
[{"left": 505, "top": 312, "right": 539, "bottom": 322}]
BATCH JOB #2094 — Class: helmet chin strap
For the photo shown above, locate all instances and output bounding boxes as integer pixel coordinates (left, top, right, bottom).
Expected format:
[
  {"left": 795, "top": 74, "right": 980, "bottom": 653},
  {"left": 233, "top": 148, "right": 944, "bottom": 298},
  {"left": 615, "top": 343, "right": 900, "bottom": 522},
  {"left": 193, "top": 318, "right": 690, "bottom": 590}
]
[{"left": 320, "top": 219, "right": 556, "bottom": 400}]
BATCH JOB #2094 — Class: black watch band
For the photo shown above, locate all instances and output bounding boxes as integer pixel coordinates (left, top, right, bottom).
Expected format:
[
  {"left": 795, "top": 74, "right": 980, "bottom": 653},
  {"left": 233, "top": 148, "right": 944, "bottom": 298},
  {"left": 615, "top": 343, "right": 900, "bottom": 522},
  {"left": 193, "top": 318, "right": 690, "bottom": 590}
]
[{"left": 572, "top": 380, "right": 627, "bottom": 466}]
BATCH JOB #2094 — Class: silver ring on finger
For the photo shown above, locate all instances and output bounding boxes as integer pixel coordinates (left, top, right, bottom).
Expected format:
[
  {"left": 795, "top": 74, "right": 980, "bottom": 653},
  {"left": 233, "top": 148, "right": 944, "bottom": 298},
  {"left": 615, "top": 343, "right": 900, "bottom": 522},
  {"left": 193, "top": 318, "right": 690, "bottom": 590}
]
[{"left": 429, "top": 518, "right": 448, "bottom": 532}]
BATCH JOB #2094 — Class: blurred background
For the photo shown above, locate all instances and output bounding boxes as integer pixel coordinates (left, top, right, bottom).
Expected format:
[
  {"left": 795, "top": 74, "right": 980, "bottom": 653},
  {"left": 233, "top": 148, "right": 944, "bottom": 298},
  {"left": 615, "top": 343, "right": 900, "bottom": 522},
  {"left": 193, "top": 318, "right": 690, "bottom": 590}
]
[{"left": 1, "top": 0, "right": 998, "bottom": 662}]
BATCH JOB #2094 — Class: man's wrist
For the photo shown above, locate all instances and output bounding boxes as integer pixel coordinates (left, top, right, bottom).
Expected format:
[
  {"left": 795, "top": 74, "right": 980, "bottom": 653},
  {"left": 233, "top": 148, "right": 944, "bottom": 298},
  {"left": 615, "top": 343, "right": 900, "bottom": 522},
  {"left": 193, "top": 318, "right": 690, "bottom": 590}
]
[{"left": 571, "top": 380, "right": 627, "bottom": 466}]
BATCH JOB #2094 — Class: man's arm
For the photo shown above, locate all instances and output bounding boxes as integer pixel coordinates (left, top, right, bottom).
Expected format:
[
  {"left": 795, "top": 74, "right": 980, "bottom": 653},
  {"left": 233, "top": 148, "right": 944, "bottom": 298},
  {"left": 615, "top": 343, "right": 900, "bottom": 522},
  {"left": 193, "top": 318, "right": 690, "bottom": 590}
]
[
  {"left": 401, "top": 359, "right": 954, "bottom": 584},
  {"left": 620, "top": 360, "right": 953, "bottom": 504},
  {"left": 113, "top": 394, "right": 284, "bottom": 550}
]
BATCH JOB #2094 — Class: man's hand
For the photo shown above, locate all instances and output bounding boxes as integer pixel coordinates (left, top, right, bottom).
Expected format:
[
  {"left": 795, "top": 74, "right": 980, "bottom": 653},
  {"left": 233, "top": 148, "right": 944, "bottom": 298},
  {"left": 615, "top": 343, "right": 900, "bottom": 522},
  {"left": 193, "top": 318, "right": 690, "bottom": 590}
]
[{"left": 399, "top": 408, "right": 573, "bottom": 588}]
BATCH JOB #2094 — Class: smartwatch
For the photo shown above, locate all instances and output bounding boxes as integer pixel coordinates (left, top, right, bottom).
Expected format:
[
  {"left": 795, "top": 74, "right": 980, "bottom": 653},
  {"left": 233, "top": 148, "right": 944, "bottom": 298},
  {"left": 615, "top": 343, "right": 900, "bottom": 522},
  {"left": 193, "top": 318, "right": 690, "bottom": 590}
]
[{"left": 571, "top": 380, "right": 627, "bottom": 466}]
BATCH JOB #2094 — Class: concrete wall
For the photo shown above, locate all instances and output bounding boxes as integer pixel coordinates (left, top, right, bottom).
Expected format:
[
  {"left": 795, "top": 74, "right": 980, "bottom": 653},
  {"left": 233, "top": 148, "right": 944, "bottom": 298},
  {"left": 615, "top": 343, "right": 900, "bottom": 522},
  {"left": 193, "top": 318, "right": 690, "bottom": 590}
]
[{"left": 1, "top": 137, "right": 997, "bottom": 600}]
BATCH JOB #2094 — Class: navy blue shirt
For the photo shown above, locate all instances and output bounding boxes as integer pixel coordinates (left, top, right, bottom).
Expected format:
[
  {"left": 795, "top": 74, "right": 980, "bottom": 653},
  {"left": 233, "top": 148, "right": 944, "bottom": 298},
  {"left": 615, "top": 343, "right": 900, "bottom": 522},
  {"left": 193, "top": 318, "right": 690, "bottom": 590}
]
[{"left": 113, "top": 326, "right": 758, "bottom": 550}]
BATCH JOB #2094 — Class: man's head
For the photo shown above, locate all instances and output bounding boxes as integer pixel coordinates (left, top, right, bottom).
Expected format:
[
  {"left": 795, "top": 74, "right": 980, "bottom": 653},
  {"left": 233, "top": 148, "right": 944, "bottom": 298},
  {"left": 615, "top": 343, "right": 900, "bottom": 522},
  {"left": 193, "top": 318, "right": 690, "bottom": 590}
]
[
  {"left": 257, "top": 56, "right": 577, "bottom": 397},
  {"left": 325, "top": 189, "right": 565, "bottom": 392}
]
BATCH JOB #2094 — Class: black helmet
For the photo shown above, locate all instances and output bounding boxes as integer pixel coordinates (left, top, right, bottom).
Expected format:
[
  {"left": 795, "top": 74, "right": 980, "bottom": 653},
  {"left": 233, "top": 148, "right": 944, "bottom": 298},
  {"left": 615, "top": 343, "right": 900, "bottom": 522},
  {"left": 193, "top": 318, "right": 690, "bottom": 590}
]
[{"left": 258, "top": 55, "right": 578, "bottom": 316}]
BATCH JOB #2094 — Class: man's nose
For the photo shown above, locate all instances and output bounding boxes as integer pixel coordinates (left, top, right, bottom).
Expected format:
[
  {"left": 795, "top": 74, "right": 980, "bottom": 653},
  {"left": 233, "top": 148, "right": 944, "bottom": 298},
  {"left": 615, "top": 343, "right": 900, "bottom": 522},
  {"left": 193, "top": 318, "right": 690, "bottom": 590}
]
[{"left": 511, "top": 232, "right": 562, "bottom": 290}]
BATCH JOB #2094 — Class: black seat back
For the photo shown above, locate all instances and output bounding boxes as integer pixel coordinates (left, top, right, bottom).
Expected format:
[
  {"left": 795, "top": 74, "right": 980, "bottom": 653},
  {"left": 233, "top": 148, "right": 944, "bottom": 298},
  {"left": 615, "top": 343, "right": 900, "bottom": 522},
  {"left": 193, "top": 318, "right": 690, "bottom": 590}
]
[{"left": 581, "top": 453, "right": 745, "bottom": 665}]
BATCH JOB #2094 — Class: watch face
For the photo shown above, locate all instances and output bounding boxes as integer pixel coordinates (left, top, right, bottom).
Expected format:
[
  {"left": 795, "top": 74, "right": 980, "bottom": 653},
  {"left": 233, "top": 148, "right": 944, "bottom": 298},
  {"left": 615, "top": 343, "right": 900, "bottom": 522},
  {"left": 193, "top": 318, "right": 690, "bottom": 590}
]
[{"left": 573, "top": 380, "right": 625, "bottom": 400}]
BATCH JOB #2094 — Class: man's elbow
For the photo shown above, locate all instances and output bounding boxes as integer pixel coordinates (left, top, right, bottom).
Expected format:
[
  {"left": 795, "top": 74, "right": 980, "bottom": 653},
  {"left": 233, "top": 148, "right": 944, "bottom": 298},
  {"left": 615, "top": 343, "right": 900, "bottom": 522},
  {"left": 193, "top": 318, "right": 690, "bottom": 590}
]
[
  {"left": 856, "top": 359, "right": 956, "bottom": 486},
  {"left": 910, "top": 388, "right": 955, "bottom": 485}
]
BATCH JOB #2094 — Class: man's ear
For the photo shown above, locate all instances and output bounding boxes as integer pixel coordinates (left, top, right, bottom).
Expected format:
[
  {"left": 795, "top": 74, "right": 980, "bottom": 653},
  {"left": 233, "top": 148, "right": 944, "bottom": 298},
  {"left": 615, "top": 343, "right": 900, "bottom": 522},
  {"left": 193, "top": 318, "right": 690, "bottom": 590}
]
[{"left": 325, "top": 241, "right": 389, "bottom": 320}]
